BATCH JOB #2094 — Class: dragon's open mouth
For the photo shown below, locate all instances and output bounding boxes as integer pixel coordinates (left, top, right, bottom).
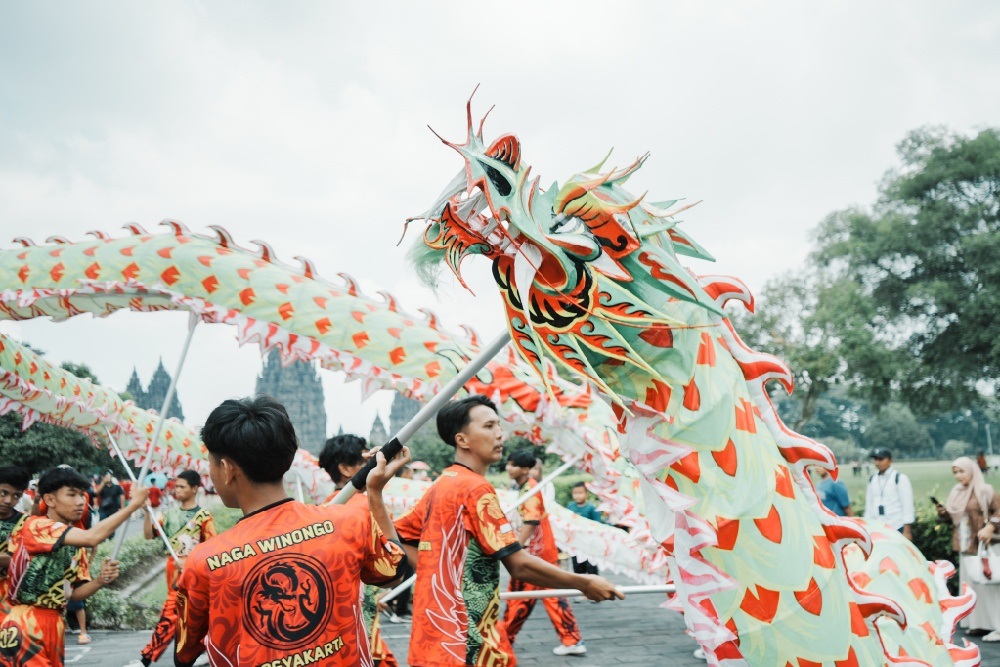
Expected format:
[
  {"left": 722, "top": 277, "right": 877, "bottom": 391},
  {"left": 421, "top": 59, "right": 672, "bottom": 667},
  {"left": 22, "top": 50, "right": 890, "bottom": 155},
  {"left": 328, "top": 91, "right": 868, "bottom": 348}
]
[{"left": 447, "top": 183, "right": 521, "bottom": 256}]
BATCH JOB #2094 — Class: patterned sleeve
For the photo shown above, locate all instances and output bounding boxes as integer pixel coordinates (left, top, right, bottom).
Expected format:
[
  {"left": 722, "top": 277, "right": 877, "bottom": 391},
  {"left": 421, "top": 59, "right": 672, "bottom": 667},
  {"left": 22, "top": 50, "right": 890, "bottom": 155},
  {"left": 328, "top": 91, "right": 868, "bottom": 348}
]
[
  {"left": 360, "top": 511, "right": 404, "bottom": 586},
  {"left": 520, "top": 482, "right": 543, "bottom": 525},
  {"left": 199, "top": 512, "right": 217, "bottom": 542},
  {"left": 394, "top": 495, "right": 425, "bottom": 546},
  {"left": 464, "top": 483, "right": 520, "bottom": 559},
  {"left": 21, "top": 517, "right": 71, "bottom": 556},
  {"left": 174, "top": 553, "right": 211, "bottom": 666},
  {"left": 75, "top": 547, "right": 92, "bottom": 585}
]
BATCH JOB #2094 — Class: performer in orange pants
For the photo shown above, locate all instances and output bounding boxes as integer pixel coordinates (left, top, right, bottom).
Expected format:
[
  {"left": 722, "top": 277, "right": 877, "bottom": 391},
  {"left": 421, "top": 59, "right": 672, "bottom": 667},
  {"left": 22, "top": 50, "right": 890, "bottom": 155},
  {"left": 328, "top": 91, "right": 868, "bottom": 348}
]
[
  {"left": 500, "top": 450, "right": 585, "bottom": 656},
  {"left": 320, "top": 433, "right": 401, "bottom": 667},
  {"left": 134, "top": 470, "right": 216, "bottom": 666}
]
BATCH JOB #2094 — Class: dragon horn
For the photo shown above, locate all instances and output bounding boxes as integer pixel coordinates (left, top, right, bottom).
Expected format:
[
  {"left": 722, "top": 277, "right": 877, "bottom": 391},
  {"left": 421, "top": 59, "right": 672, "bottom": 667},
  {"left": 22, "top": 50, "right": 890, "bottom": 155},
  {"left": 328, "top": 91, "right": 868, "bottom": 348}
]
[
  {"left": 207, "top": 225, "right": 237, "bottom": 249},
  {"left": 123, "top": 223, "right": 151, "bottom": 236},
  {"left": 160, "top": 219, "right": 191, "bottom": 236},
  {"left": 85, "top": 230, "right": 110, "bottom": 240}
]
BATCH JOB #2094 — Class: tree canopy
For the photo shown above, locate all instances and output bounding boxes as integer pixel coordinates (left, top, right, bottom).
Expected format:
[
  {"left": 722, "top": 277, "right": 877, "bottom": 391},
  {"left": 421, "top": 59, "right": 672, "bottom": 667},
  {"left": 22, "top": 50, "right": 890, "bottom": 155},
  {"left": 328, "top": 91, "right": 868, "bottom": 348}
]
[{"left": 813, "top": 126, "right": 1000, "bottom": 414}]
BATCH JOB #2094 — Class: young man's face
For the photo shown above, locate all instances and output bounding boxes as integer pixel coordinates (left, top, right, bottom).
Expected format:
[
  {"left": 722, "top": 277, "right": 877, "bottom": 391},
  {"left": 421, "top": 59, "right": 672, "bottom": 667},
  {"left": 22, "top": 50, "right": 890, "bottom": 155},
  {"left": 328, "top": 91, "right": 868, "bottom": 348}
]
[
  {"left": 44, "top": 487, "right": 87, "bottom": 523},
  {"left": 571, "top": 487, "right": 588, "bottom": 505},
  {"left": 457, "top": 405, "right": 505, "bottom": 466},
  {"left": 505, "top": 461, "right": 530, "bottom": 484},
  {"left": 173, "top": 478, "right": 196, "bottom": 503},
  {"left": 873, "top": 457, "right": 891, "bottom": 473},
  {"left": 0, "top": 484, "right": 23, "bottom": 519}
]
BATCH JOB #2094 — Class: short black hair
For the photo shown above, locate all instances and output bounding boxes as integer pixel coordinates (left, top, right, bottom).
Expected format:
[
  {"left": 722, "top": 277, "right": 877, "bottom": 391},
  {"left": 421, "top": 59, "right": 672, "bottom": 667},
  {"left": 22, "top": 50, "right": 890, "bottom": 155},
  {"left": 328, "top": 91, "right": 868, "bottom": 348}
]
[
  {"left": 318, "top": 434, "right": 367, "bottom": 484},
  {"left": 37, "top": 467, "right": 90, "bottom": 498},
  {"left": 0, "top": 466, "right": 31, "bottom": 491},
  {"left": 201, "top": 395, "right": 298, "bottom": 484},
  {"left": 508, "top": 449, "right": 537, "bottom": 469},
  {"left": 176, "top": 470, "right": 202, "bottom": 488},
  {"left": 572, "top": 481, "right": 588, "bottom": 490},
  {"left": 436, "top": 395, "right": 497, "bottom": 448}
]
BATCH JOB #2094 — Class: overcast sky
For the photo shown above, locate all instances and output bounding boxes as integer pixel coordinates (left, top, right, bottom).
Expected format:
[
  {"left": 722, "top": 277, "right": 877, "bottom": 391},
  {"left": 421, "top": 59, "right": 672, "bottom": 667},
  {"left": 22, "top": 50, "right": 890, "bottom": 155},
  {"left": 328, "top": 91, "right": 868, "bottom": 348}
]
[{"left": 1, "top": 1, "right": 998, "bottom": 437}]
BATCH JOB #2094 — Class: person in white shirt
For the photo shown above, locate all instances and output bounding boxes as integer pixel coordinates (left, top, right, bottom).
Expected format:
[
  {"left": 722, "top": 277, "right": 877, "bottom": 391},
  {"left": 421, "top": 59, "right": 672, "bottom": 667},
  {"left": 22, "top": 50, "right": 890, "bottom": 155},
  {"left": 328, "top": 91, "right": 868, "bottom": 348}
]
[{"left": 864, "top": 448, "right": 915, "bottom": 540}]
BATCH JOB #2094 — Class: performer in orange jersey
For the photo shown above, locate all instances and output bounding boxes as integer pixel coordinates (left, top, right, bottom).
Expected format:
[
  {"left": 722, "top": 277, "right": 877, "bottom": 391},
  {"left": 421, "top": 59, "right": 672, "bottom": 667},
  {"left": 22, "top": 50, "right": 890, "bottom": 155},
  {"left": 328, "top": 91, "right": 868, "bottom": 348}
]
[
  {"left": 0, "top": 467, "right": 30, "bottom": 623},
  {"left": 0, "top": 466, "right": 148, "bottom": 667},
  {"left": 124, "top": 470, "right": 216, "bottom": 666},
  {"left": 395, "top": 395, "right": 622, "bottom": 667},
  {"left": 319, "top": 433, "right": 402, "bottom": 667},
  {"left": 500, "top": 449, "right": 585, "bottom": 656},
  {"left": 173, "top": 396, "right": 408, "bottom": 667}
]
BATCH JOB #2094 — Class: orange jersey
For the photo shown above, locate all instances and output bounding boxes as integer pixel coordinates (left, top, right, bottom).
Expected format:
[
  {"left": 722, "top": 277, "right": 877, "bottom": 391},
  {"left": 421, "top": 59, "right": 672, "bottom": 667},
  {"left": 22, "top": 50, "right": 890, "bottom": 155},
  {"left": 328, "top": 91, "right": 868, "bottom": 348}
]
[
  {"left": 0, "top": 511, "right": 26, "bottom": 618},
  {"left": 7, "top": 516, "right": 90, "bottom": 610},
  {"left": 515, "top": 478, "right": 558, "bottom": 563},
  {"left": 394, "top": 464, "right": 521, "bottom": 667},
  {"left": 158, "top": 505, "right": 216, "bottom": 560},
  {"left": 174, "top": 498, "right": 403, "bottom": 667}
]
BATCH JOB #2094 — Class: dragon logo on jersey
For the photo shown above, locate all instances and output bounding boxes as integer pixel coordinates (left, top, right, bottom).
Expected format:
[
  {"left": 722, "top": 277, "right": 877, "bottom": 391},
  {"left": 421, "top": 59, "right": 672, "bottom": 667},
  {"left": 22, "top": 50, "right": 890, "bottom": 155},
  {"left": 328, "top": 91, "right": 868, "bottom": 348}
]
[{"left": 243, "top": 553, "right": 332, "bottom": 649}]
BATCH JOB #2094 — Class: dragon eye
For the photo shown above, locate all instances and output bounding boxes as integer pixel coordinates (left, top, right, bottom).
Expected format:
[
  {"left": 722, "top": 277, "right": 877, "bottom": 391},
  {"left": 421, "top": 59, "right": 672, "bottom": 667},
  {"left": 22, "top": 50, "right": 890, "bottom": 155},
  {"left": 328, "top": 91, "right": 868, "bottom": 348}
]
[{"left": 478, "top": 160, "right": 512, "bottom": 197}]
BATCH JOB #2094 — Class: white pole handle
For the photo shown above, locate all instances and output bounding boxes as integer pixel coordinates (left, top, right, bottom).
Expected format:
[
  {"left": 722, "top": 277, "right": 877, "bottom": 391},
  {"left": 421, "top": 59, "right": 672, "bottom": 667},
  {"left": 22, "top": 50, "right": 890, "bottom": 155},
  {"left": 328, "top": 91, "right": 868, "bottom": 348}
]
[{"left": 500, "top": 584, "right": 674, "bottom": 600}]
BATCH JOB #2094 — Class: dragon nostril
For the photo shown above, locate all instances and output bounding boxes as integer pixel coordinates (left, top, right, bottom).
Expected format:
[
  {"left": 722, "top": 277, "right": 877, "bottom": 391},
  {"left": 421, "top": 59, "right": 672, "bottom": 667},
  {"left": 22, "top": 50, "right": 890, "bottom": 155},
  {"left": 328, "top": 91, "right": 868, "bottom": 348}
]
[{"left": 479, "top": 161, "right": 512, "bottom": 197}]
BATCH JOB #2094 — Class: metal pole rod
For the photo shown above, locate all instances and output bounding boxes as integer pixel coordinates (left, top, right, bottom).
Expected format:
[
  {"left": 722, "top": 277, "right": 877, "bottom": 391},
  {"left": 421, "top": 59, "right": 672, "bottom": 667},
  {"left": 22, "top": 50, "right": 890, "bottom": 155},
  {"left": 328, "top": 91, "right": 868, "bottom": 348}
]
[
  {"left": 379, "top": 451, "right": 584, "bottom": 604},
  {"left": 105, "top": 428, "right": 181, "bottom": 561},
  {"left": 296, "top": 475, "right": 305, "bottom": 503},
  {"left": 331, "top": 331, "right": 511, "bottom": 505},
  {"left": 112, "top": 311, "right": 199, "bottom": 559},
  {"left": 500, "top": 584, "right": 674, "bottom": 601}
]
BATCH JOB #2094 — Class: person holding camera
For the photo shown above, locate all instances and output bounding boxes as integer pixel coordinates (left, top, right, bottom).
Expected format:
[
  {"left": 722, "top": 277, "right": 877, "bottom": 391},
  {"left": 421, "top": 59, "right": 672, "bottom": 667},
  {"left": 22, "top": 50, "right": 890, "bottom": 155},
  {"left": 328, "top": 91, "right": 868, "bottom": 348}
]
[{"left": 936, "top": 456, "right": 1000, "bottom": 641}]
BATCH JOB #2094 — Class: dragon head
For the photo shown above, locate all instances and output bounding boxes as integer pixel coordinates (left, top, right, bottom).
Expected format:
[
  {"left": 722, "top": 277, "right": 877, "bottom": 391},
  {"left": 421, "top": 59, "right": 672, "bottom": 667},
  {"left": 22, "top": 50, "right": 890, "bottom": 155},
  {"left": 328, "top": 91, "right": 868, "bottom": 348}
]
[{"left": 410, "top": 97, "right": 723, "bottom": 401}]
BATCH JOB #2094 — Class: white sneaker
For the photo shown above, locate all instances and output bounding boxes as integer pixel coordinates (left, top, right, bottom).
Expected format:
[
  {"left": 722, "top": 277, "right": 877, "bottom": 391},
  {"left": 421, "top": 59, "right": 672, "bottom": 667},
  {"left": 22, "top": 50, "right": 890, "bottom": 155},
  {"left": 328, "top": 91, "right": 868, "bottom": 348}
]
[
  {"left": 982, "top": 630, "right": 1000, "bottom": 642},
  {"left": 693, "top": 648, "right": 707, "bottom": 660},
  {"left": 552, "top": 642, "right": 587, "bottom": 656}
]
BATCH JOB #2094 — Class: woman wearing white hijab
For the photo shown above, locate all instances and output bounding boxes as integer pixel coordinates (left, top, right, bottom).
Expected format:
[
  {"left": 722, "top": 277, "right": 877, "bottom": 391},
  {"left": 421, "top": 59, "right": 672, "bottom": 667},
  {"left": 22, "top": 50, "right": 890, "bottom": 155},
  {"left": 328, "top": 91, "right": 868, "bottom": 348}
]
[{"left": 937, "top": 456, "right": 1000, "bottom": 640}]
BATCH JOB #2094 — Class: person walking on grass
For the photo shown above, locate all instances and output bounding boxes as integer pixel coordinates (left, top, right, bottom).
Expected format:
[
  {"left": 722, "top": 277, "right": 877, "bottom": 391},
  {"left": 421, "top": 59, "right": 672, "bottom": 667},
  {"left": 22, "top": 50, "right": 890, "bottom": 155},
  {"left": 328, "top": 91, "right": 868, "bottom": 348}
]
[{"left": 864, "top": 448, "right": 914, "bottom": 540}]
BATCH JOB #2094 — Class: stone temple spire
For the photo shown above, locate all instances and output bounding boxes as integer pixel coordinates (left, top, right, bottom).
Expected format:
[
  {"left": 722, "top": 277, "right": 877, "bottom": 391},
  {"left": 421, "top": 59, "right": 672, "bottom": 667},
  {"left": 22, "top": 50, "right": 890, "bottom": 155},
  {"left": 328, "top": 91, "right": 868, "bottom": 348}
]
[
  {"left": 255, "top": 348, "right": 327, "bottom": 455},
  {"left": 369, "top": 414, "right": 388, "bottom": 447},
  {"left": 125, "top": 367, "right": 146, "bottom": 405},
  {"left": 126, "top": 361, "right": 184, "bottom": 422},
  {"left": 145, "top": 358, "right": 185, "bottom": 422}
]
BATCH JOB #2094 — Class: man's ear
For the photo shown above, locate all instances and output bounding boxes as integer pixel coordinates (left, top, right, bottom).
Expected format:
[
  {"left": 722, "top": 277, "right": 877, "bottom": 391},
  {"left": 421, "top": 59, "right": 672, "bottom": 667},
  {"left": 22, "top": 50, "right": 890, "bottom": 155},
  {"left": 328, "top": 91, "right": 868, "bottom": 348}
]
[
  {"left": 454, "top": 431, "right": 468, "bottom": 451},
  {"left": 220, "top": 458, "right": 239, "bottom": 486}
]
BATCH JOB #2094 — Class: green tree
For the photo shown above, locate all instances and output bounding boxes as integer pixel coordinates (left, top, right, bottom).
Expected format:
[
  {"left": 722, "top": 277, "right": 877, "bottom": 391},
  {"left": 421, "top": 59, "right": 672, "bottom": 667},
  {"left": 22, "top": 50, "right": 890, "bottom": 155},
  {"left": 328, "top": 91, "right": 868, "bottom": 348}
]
[
  {"left": 814, "top": 126, "right": 1000, "bottom": 414},
  {"left": 864, "top": 403, "right": 934, "bottom": 458},
  {"left": 729, "top": 271, "right": 893, "bottom": 431}
]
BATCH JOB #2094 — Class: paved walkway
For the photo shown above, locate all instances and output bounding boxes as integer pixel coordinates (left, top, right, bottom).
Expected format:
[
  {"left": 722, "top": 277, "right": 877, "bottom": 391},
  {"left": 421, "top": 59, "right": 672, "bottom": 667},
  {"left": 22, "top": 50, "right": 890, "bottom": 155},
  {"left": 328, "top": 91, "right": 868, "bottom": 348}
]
[{"left": 66, "top": 571, "right": 1000, "bottom": 666}]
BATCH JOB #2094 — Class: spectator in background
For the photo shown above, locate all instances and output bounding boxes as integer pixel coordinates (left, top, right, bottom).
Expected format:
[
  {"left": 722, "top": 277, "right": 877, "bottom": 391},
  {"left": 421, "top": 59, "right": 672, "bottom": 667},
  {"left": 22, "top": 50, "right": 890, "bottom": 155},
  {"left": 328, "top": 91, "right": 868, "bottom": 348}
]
[
  {"left": 936, "top": 457, "right": 1000, "bottom": 641},
  {"left": 978, "top": 451, "right": 989, "bottom": 475},
  {"left": 565, "top": 482, "right": 603, "bottom": 576},
  {"left": 814, "top": 467, "right": 853, "bottom": 517},
  {"left": 95, "top": 471, "right": 125, "bottom": 538},
  {"left": 864, "top": 448, "right": 915, "bottom": 540}
]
